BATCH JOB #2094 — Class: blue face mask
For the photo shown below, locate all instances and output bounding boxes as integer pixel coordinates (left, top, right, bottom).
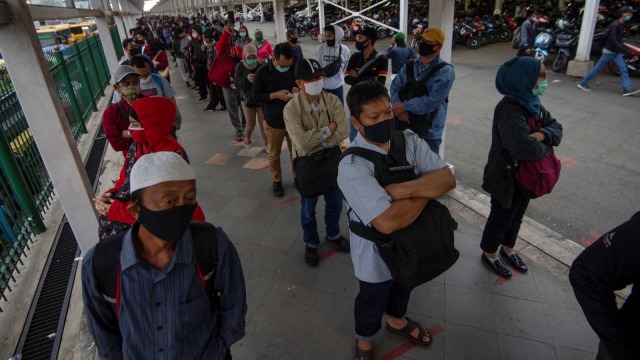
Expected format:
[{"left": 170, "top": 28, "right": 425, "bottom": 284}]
[
  {"left": 274, "top": 58, "right": 290, "bottom": 73},
  {"left": 624, "top": 15, "right": 633, "bottom": 21},
  {"left": 533, "top": 79, "right": 548, "bottom": 96}
]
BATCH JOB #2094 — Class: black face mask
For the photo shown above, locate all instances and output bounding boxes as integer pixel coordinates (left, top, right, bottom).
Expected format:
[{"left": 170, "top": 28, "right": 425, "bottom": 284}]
[
  {"left": 355, "top": 40, "right": 368, "bottom": 51},
  {"left": 358, "top": 118, "right": 395, "bottom": 143},
  {"left": 137, "top": 203, "right": 197, "bottom": 242},
  {"left": 135, "top": 39, "right": 145, "bottom": 46},
  {"left": 418, "top": 42, "right": 438, "bottom": 56},
  {"left": 326, "top": 39, "right": 336, "bottom": 47},
  {"left": 129, "top": 47, "right": 142, "bottom": 56},
  {"left": 290, "top": 37, "right": 298, "bottom": 44}
]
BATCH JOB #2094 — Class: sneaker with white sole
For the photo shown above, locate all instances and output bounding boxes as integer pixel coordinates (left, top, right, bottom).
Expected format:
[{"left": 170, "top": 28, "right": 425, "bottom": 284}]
[
  {"left": 577, "top": 83, "right": 592, "bottom": 91},
  {"left": 622, "top": 88, "right": 640, "bottom": 96}
]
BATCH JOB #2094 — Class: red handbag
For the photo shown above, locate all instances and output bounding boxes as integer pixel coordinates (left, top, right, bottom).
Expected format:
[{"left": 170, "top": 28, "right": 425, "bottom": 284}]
[
  {"left": 515, "top": 116, "right": 561, "bottom": 198},
  {"left": 208, "top": 48, "right": 240, "bottom": 88}
]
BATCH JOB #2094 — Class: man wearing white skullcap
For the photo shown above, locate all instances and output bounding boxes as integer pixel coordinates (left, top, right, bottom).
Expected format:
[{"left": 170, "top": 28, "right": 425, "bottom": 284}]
[{"left": 82, "top": 152, "right": 247, "bottom": 359}]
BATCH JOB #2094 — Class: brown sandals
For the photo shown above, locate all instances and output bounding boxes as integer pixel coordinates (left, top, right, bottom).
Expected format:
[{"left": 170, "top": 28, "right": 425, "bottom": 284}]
[{"left": 386, "top": 317, "right": 433, "bottom": 346}]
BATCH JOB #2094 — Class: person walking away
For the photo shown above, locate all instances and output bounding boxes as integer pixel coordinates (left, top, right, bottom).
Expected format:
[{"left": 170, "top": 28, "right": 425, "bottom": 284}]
[
  {"left": 345, "top": 26, "right": 388, "bottom": 141},
  {"left": 179, "top": 27, "right": 193, "bottom": 87},
  {"left": 385, "top": 32, "right": 416, "bottom": 81},
  {"left": 251, "top": 43, "right": 297, "bottom": 197},
  {"left": 287, "top": 29, "right": 303, "bottom": 66},
  {"left": 254, "top": 29, "right": 274, "bottom": 64},
  {"left": 480, "top": 57, "right": 563, "bottom": 278},
  {"left": 190, "top": 27, "right": 209, "bottom": 102},
  {"left": 147, "top": 38, "right": 170, "bottom": 82},
  {"left": 316, "top": 24, "right": 350, "bottom": 104},
  {"left": 517, "top": 9, "right": 539, "bottom": 57},
  {"left": 339, "top": 81, "right": 456, "bottom": 359},
  {"left": 577, "top": 6, "right": 640, "bottom": 96},
  {"left": 390, "top": 28, "right": 455, "bottom": 155},
  {"left": 83, "top": 151, "right": 246, "bottom": 359},
  {"left": 284, "top": 58, "right": 349, "bottom": 266},
  {"left": 235, "top": 44, "right": 268, "bottom": 150},
  {"left": 569, "top": 211, "right": 640, "bottom": 360},
  {"left": 213, "top": 21, "right": 245, "bottom": 141}
]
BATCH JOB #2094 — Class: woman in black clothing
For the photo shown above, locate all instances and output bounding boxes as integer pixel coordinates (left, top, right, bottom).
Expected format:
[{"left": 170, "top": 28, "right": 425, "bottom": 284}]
[{"left": 480, "top": 56, "right": 563, "bottom": 277}]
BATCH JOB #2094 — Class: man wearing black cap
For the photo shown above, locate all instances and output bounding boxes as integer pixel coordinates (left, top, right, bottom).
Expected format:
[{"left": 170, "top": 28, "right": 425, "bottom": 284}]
[
  {"left": 283, "top": 58, "right": 349, "bottom": 266},
  {"left": 578, "top": 6, "right": 640, "bottom": 96},
  {"left": 345, "top": 26, "right": 388, "bottom": 141}
]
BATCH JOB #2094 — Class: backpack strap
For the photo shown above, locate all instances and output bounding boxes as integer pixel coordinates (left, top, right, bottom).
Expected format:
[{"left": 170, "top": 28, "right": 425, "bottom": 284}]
[
  {"left": 151, "top": 73, "right": 165, "bottom": 95},
  {"left": 92, "top": 234, "right": 124, "bottom": 315},
  {"left": 116, "top": 101, "right": 129, "bottom": 122},
  {"left": 405, "top": 59, "right": 416, "bottom": 82},
  {"left": 418, "top": 62, "right": 452, "bottom": 90},
  {"left": 357, "top": 53, "right": 382, "bottom": 76},
  {"left": 190, "top": 221, "right": 220, "bottom": 312}
]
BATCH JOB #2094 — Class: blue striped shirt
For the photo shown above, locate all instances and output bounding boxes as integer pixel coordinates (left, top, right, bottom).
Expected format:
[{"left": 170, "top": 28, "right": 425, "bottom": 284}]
[{"left": 82, "top": 225, "right": 247, "bottom": 360}]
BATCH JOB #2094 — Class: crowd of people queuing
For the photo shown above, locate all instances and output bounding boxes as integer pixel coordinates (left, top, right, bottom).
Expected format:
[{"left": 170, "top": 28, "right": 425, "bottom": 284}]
[{"left": 83, "top": 12, "right": 637, "bottom": 360}]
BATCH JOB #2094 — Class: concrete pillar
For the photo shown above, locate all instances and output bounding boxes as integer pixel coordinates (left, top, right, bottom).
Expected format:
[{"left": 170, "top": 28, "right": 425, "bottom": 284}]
[
  {"left": 566, "top": 0, "right": 599, "bottom": 77},
  {"left": 318, "top": 0, "right": 325, "bottom": 42},
  {"left": 260, "top": 3, "right": 265, "bottom": 24},
  {"left": 65, "top": 0, "right": 75, "bottom": 8},
  {"left": 307, "top": 0, "right": 311, "bottom": 16},
  {"left": 399, "top": 0, "right": 408, "bottom": 41},
  {"left": 428, "top": 0, "right": 455, "bottom": 159},
  {"left": 90, "top": 0, "right": 120, "bottom": 73},
  {"left": 273, "top": 0, "right": 286, "bottom": 43},
  {"left": 494, "top": 0, "right": 503, "bottom": 14},
  {"left": 0, "top": 0, "right": 100, "bottom": 253}
]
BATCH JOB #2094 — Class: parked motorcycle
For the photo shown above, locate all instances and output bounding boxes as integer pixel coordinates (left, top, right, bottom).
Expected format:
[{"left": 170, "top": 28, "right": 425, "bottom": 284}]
[
  {"left": 551, "top": 19, "right": 577, "bottom": 72},
  {"left": 608, "top": 37, "right": 640, "bottom": 76},
  {"left": 534, "top": 28, "right": 555, "bottom": 63},
  {"left": 410, "top": 23, "right": 426, "bottom": 49},
  {"left": 309, "top": 27, "right": 319, "bottom": 40},
  {"left": 454, "top": 20, "right": 482, "bottom": 49}
]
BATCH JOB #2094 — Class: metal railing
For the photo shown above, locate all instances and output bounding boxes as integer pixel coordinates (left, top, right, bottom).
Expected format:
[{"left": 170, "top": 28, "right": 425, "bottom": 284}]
[{"left": 0, "top": 28, "right": 116, "bottom": 307}]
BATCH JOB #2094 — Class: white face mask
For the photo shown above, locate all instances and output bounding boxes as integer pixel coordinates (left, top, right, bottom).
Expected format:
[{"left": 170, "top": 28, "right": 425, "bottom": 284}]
[
  {"left": 140, "top": 75, "right": 152, "bottom": 84},
  {"left": 304, "top": 79, "right": 324, "bottom": 96}
]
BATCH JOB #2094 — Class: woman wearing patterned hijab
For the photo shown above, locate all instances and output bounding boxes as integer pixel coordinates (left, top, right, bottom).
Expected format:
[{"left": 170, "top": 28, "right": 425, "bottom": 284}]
[{"left": 253, "top": 28, "right": 273, "bottom": 63}]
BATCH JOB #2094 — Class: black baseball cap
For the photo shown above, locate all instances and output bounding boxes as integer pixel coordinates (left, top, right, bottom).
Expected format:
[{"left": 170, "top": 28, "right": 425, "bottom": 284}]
[
  {"left": 295, "top": 58, "right": 326, "bottom": 81},
  {"left": 620, "top": 6, "right": 636, "bottom": 13},
  {"left": 356, "top": 26, "right": 377, "bottom": 41}
]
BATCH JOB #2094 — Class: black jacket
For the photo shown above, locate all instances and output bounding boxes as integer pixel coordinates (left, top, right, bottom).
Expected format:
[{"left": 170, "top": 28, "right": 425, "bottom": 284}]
[
  {"left": 234, "top": 62, "right": 263, "bottom": 102},
  {"left": 570, "top": 211, "right": 640, "bottom": 360},
  {"left": 190, "top": 39, "right": 207, "bottom": 68},
  {"left": 481, "top": 97, "right": 563, "bottom": 208},
  {"left": 344, "top": 50, "right": 388, "bottom": 86},
  {"left": 605, "top": 19, "right": 629, "bottom": 55},
  {"left": 251, "top": 61, "right": 296, "bottom": 128}
]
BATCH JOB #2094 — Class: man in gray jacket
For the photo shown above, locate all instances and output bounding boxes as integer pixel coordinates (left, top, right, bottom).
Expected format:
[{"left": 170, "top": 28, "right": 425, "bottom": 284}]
[
  {"left": 316, "top": 25, "right": 350, "bottom": 104},
  {"left": 517, "top": 10, "right": 539, "bottom": 57}
]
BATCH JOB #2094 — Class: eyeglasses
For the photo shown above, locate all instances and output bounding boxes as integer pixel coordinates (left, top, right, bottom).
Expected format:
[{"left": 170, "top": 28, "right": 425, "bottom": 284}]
[{"left": 539, "top": 72, "right": 547, "bottom": 80}]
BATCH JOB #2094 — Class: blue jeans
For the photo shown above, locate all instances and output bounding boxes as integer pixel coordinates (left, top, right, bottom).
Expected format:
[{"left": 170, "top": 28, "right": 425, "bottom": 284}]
[
  {"left": 300, "top": 188, "right": 343, "bottom": 248},
  {"left": 581, "top": 52, "right": 632, "bottom": 91}
]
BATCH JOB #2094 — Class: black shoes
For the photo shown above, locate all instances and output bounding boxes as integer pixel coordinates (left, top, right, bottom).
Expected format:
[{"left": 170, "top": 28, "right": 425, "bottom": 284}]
[
  {"left": 482, "top": 253, "right": 512, "bottom": 278},
  {"left": 305, "top": 246, "right": 319, "bottom": 267},
  {"left": 197, "top": 97, "right": 207, "bottom": 102},
  {"left": 185, "top": 81, "right": 191, "bottom": 87},
  {"left": 327, "top": 235, "right": 350, "bottom": 253},
  {"left": 500, "top": 247, "right": 528, "bottom": 273},
  {"left": 273, "top": 181, "right": 284, "bottom": 197},
  {"left": 218, "top": 106, "right": 227, "bottom": 112}
]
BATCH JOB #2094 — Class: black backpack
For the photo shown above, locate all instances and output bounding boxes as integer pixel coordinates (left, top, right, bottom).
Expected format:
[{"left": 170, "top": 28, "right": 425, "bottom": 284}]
[
  {"left": 341, "top": 131, "right": 459, "bottom": 289},
  {"left": 92, "top": 221, "right": 219, "bottom": 317},
  {"left": 397, "top": 60, "right": 452, "bottom": 136},
  {"left": 322, "top": 45, "right": 343, "bottom": 78}
]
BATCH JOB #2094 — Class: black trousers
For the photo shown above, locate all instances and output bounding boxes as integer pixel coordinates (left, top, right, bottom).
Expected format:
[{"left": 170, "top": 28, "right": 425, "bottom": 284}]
[
  {"left": 480, "top": 190, "right": 530, "bottom": 253},
  {"left": 194, "top": 66, "right": 208, "bottom": 99},
  {"left": 354, "top": 279, "right": 412, "bottom": 340},
  {"left": 207, "top": 81, "right": 226, "bottom": 108}
]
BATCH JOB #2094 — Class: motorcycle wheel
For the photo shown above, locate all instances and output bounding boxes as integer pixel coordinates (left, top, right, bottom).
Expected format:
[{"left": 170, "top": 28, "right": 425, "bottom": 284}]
[
  {"left": 479, "top": 35, "right": 488, "bottom": 46},
  {"left": 467, "top": 36, "right": 481, "bottom": 49},
  {"left": 377, "top": 28, "right": 387, "bottom": 39},
  {"left": 534, "top": 51, "right": 545, "bottom": 64},
  {"left": 411, "top": 37, "right": 418, "bottom": 49},
  {"left": 310, "top": 31, "right": 318, "bottom": 40},
  {"left": 552, "top": 52, "right": 569, "bottom": 72},
  {"left": 487, "top": 33, "right": 497, "bottom": 44},
  {"left": 497, "top": 29, "right": 512, "bottom": 42},
  {"left": 298, "top": 29, "right": 306, "bottom": 37}
]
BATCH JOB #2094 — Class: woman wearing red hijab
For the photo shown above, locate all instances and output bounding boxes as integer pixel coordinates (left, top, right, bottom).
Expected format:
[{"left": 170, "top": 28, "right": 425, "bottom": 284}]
[{"left": 95, "top": 97, "right": 205, "bottom": 240}]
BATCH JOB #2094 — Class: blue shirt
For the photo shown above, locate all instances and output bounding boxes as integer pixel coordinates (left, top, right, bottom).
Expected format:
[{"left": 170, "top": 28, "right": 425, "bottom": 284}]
[
  {"left": 337, "top": 131, "right": 448, "bottom": 283},
  {"left": 82, "top": 224, "right": 247, "bottom": 360},
  {"left": 390, "top": 56, "right": 455, "bottom": 140},
  {"left": 385, "top": 45, "right": 417, "bottom": 74}
]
